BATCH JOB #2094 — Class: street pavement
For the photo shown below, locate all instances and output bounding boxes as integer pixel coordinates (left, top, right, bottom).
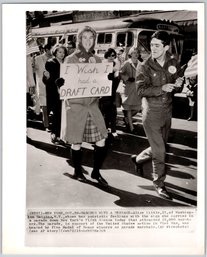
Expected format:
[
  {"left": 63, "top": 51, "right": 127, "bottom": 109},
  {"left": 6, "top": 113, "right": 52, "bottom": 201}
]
[{"left": 26, "top": 110, "right": 197, "bottom": 209}]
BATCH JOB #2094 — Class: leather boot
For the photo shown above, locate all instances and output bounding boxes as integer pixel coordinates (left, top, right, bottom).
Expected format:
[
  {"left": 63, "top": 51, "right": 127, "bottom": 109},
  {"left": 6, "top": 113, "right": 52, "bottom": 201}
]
[
  {"left": 91, "top": 145, "right": 108, "bottom": 186},
  {"left": 71, "top": 149, "right": 87, "bottom": 182}
]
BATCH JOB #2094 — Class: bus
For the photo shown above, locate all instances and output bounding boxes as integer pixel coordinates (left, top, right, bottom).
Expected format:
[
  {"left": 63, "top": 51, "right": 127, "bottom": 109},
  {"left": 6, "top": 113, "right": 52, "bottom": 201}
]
[{"left": 31, "top": 15, "right": 184, "bottom": 61}]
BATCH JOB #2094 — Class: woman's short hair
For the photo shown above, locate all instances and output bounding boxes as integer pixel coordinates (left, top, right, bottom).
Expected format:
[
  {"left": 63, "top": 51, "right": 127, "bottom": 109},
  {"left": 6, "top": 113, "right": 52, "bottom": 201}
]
[
  {"left": 128, "top": 47, "right": 140, "bottom": 58},
  {"left": 104, "top": 48, "right": 117, "bottom": 59},
  {"left": 52, "top": 44, "right": 68, "bottom": 57}
]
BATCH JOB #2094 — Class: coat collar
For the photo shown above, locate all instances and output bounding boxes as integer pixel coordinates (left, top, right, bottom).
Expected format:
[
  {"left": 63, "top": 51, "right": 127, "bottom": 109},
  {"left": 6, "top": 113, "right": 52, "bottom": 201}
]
[{"left": 128, "top": 58, "right": 138, "bottom": 70}]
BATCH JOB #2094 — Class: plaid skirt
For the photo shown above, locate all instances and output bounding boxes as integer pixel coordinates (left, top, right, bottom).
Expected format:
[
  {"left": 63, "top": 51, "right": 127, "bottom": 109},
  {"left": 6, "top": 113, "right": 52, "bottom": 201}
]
[{"left": 82, "top": 114, "right": 105, "bottom": 143}]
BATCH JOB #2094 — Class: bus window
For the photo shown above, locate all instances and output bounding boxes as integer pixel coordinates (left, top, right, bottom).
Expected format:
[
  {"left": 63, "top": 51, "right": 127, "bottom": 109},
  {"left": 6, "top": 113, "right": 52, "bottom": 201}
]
[
  {"left": 116, "top": 32, "right": 133, "bottom": 47},
  {"left": 170, "top": 35, "right": 183, "bottom": 61},
  {"left": 126, "top": 32, "right": 133, "bottom": 47},
  {"left": 97, "top": 33, "right": 104, "bottom": 44},
  {"left": 59, "top": 35, "right": 65, "bottom": 44},
  {"left": 97, "top": 33, "right": 112, "bottom": 44},
  {"left": 36, "top": 37, "right": 45, "bottom": 46},
  {"left": 116, "top": 33, "right": 126, "bottom": 47},
  {"left": 68, "top": 34, "right": 76, "bottom": 43},
  {"left": 48, "top": 36, "right": 57, "bottom": 46},
  {"left": 137, "top": 31, "right": 153, "bottom": 52},
  {"left": 105, "top": 34, "right": 112, "bottom": 44}
]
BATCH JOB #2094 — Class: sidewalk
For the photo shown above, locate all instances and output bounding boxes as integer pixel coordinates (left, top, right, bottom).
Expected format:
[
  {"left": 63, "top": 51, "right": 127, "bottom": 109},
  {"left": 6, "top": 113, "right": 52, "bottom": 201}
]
[{"left": 26, "top": 112, "right": 197, "bottom": 208}]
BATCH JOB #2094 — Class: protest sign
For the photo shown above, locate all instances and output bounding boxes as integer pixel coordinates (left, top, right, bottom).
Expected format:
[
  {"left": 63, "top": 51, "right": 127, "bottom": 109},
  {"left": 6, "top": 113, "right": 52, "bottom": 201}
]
[{"left": 60, "top": 62, "right": 113, "bottom": 99}]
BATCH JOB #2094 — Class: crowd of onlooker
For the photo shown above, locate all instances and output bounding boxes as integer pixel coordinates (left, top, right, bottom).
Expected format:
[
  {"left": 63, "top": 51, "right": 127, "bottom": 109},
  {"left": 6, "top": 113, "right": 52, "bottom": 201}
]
[
  {"left": 27, "top": 40, "right": 197, "bottom": 144},
  {"left": 27, "top": 39, "right": 150, "bottom": 143}
]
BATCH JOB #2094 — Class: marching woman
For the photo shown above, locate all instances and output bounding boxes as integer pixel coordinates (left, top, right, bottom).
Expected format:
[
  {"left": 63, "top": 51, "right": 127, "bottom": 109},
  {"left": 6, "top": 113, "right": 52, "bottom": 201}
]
[
  {"left": 62, "top": 26, "right": 108, "bottom": 186},
  {"left": 99, "top": 48, "right": 120, "bottom": 140},
  {"left": 43, "top": 44, "right": 68, "bottom": 144},
  {"left": 119, "top": 47, "right": 142, "bottom": 134}
]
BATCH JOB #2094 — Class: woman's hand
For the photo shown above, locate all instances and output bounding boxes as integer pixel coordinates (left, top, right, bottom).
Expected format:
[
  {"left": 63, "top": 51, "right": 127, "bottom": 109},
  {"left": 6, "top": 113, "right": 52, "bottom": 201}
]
[
  {"left": 55, "top": 78, "right": 65, "bottom": 88},
  {"left": 108, "top": 73, "right": 114, "bottom": 80},
  {"left": 43, "top": 70, "right": 50, "bottom": 79},
  {"left": 186, "top": 90, "right": 194, "bottom": 97},
  {"left": 174, "top": 77, "right": 184, "bottom": 88}
]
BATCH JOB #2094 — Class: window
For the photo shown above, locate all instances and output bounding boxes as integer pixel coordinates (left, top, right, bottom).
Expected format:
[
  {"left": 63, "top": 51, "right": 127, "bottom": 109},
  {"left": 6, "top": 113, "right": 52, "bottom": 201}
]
[
  {"left": 68, "top": 34, "right": 76, "bottom": 43},
  {"left": 127, "top": 32, "right": 133, "bottom": 47},
  {"left": 137, "top": 31, "right": 153, "bottom": 52},
  {"left": 97, "top": 33, "right": 104, "bottom": 44},
  {"left": 116, "top": 33, "right": 126, "bottom": 47},
  {"left": 105, "top": 34, "right": 112, "bottom": 44},
  {"left": 97, "top": 33, "right": 112, "bottom": 44},
  {"left": 47, "top": 36, "right": 57, "bottom": 46},
  {"left": 58, "top": 36, "right": 65, "bottom": 44},
  {"left": 36, "top": 37, "right": 45, "bottom": 46},
  {"left": 116, "top": 32, "right": 133, "bottom": 47}
]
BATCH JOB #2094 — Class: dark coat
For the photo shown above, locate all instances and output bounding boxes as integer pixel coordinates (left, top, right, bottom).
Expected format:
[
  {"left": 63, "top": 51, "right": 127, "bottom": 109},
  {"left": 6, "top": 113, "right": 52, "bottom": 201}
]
[
  {"left": 44, "top": 57, "right": 61, "bottom": 110},
  {"left": 136, "top": 52, "right": 181, "bottom": 110},
  {"left": 43, "top": 57, "right": 62, "bottom": 136}
]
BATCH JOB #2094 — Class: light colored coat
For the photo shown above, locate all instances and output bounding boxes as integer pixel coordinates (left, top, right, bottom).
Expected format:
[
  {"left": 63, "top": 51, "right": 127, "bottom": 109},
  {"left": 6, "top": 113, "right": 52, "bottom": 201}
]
[
  {"left": 61, "top": 53, "right": 108, "bottom": 144},
  {"left": 120, "top": 59, "right": 141, "bottom": 111},
  {"left": 34, "top": 53, "right": 48, "bottom": 106},
  {"left": 27, "top": 55, "right": 35, "bottom": 92}
]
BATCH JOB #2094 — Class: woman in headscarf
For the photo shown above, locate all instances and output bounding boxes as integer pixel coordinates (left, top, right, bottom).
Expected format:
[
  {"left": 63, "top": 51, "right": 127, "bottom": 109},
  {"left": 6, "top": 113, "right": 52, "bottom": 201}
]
[
  {"left": 119, "top": 47, "right": 142, "bottom": 134},
  {"left": 62, "top": 26, "right": 108, "bottom": 186}
]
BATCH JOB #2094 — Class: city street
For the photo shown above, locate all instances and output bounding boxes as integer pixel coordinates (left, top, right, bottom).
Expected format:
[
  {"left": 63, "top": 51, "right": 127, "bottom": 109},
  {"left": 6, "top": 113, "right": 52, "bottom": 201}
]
[
  {"left": 25, "top": 9, "right": 198, "bottom": 210},
  {"left": 26, "top": 109, "right": 197, "bottom": 209}
]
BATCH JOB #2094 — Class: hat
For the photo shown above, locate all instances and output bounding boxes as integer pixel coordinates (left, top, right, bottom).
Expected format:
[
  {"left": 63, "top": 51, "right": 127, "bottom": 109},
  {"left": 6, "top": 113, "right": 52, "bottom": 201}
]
[{"left": 184, "top": 54, "right": 197, "bottom": 78}]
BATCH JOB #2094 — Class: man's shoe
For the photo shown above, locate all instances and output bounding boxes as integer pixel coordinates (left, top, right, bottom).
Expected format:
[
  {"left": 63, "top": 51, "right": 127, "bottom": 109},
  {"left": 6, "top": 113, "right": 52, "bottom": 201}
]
[
  {"left": 154, "top": 186, "right": 172, "bottom": 200},
  {"left": 131, "top": 155, "right": 143, "bottom": 176}
]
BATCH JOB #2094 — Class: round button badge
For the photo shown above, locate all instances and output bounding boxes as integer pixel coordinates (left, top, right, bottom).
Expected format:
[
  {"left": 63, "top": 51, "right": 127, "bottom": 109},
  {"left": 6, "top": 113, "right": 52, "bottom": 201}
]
[{"left": 168, "top": 65, "right": 177, "bottom": 74}]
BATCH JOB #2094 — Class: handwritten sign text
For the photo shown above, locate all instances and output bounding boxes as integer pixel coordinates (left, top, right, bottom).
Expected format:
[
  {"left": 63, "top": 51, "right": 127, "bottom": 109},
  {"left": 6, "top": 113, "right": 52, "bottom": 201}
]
[{"left": 60, "top": 63, "right": 113, "bottom": 99}]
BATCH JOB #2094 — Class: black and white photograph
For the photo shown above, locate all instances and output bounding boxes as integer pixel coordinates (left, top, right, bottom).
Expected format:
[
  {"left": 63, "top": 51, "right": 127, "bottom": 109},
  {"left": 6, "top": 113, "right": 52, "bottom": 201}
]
[{"left": 2, "top": 2, "right": 205, "bottom": 255}]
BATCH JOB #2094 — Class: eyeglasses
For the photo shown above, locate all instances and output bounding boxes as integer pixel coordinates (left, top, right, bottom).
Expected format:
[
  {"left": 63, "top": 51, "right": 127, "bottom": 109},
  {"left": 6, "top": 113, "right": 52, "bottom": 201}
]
[{"left": 109, "top": 54, "right": 116, "bottom": 58}]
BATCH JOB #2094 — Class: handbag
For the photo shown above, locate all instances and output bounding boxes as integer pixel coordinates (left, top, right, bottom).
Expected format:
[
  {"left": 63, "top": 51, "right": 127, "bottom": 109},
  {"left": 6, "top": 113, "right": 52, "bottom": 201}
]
[{"left": 116, "top": 80, "right": 125, "bottom": 94}]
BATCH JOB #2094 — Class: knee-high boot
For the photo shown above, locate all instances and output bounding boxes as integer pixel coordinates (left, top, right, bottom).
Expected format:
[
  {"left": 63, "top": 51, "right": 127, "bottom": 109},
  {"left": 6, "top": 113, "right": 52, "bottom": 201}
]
[
  {"left": 91, "top": 145, "right": 108, "bottom": 186},
  {"left": 71, "top": 149, "right": 87, "bottom": 182}
]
